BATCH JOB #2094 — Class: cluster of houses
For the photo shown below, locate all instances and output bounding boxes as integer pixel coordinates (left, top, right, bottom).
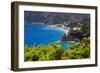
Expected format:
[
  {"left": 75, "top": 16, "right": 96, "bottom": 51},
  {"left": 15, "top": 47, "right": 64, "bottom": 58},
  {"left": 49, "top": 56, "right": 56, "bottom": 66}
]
[
  {"left": 54, "top": 22, "right": 82, "bottom": 31},
  {"left": 53, "top": 22, "right": 83, "bottom": 42}
]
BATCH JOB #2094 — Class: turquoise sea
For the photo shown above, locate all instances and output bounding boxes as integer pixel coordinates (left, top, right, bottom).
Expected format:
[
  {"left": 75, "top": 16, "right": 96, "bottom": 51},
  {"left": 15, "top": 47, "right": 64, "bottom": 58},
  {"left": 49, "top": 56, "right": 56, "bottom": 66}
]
[{"left": 24, "top": 23, "right": 69, "bottom": 49}]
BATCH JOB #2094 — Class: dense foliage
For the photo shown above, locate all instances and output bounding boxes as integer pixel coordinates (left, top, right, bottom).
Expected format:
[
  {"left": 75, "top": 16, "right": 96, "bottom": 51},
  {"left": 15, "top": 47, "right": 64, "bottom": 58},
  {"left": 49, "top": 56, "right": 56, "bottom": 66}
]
[
  {"left": 24, "top": 38, "right": 90, "bottom": 61},
  {"left": 24, "top": 43, "right": 64, "bottom": 61},
  {"left": 63, "top": 37, "right": 90, "bottom": 59}
]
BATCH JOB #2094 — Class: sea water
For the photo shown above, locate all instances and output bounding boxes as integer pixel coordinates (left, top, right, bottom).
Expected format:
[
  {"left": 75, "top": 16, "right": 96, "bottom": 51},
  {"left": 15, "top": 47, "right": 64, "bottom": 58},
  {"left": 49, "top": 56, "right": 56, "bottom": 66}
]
[{"left": 24, "top": 23, "right": 69, "bottom": 49}]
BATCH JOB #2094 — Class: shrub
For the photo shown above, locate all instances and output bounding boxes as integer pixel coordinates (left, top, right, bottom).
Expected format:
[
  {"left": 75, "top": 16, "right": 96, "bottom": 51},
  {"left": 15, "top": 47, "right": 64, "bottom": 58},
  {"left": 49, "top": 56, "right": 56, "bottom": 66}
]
[
  {"left": 24, "top": 43, "right": 64, "bottom": 61},
  {"left": 64, "top": 37, "right": 90, "bottom": 59},
  {"left": 24, "top": 37, "right": 90, "bottom": 61}
]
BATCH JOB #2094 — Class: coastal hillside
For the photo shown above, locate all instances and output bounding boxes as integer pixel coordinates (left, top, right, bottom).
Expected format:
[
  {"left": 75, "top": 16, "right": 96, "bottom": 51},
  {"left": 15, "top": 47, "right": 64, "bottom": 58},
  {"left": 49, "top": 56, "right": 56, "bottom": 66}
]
[
  {"left": 24, "top": 11, "right": 90, "bottom": 25},
  {"left": 24, "top": 11, "right": 90, "bottom": 38}
]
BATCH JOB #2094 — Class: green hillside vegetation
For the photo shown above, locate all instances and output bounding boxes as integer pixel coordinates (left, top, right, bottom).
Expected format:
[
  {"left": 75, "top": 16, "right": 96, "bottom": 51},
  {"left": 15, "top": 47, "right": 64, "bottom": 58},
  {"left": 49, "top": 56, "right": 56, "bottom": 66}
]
[{"left": 24, "top": 37, "right": 90, "bottom": 61}]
